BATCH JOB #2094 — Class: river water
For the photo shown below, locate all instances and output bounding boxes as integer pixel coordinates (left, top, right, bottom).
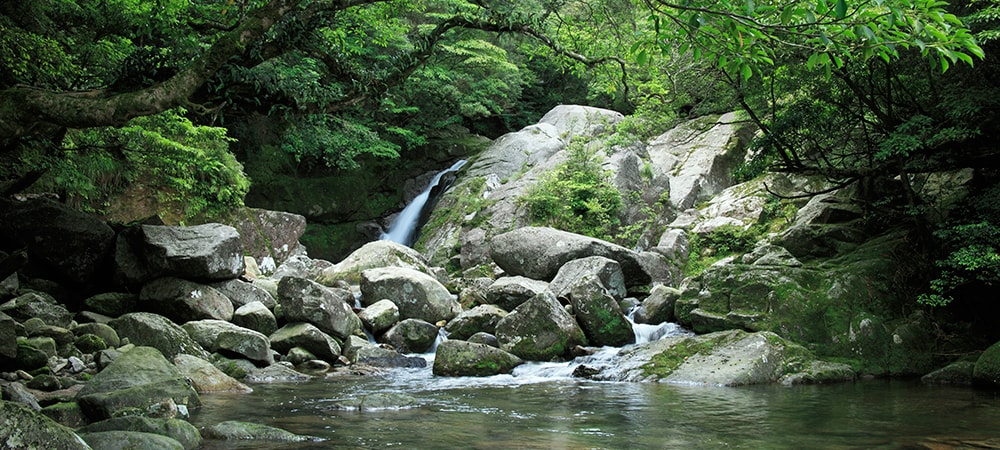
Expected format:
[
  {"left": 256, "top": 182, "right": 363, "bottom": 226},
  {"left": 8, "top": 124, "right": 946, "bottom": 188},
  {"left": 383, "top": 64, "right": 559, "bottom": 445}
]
[{"left": 190, "top": 325, "right": 1000, "bottom": 449}]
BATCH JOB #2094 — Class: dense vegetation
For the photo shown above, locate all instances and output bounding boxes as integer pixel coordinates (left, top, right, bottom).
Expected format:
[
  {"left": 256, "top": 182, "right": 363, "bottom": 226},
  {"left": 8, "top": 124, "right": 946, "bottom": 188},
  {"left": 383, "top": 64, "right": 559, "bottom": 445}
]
[{"left": 1, "top": 0, "right": 997, "bottom": 313}]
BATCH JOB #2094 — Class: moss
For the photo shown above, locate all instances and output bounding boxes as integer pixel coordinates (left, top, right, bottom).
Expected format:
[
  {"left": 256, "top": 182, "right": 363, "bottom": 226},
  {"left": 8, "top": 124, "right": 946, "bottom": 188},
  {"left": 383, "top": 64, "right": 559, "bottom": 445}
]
[{"left": 641, "top": 333, "right": 738, "bottom": 378}]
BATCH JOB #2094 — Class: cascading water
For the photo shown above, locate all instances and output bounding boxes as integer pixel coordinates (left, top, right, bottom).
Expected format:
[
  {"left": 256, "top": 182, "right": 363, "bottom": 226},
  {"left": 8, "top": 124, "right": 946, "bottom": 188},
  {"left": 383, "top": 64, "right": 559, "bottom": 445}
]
[{"left": 381, "top": 159, "right": 467, "bottom": 246}]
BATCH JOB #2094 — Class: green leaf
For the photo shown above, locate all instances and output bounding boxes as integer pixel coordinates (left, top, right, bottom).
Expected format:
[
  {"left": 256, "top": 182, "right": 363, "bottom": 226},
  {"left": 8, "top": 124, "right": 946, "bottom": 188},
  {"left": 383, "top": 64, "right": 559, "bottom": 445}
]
[{"left": 835, "top": 0, "right": 847, "bottom": 19}]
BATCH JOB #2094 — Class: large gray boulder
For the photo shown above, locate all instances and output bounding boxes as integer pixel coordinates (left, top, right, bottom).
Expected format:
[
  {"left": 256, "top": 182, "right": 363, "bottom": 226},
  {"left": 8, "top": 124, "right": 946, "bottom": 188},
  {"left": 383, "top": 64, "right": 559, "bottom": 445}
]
[
  {"left": 316, "top": 240, "right": 431, "bottom": 286},
  {"left": 139, "top": 277, "right": 234, "bottom": 323},
  {"left": 495, "top": 291, "right": 586, "bottom": 361},
  {"left": 379, "top": 319, "right": 439, "bottom": 354},
  {"left": 357, "top": 299, "right": 399, "bottom": 335},
  {"left": 115, "top": 223, "right": 245, "bottom": 287},
  {"left": 491, "top": 227, "right": 657, "bottom": 286},
  {"left": 444, "top": 304, "right": 508, "bottom": 340},
  {"left": 269, "top": 322, "right": 342, "bottom": 363},
  {"left": 201, "top": 420, "right": 315, "bottom": 443},
  {"left": 76, "top": 346, "right": 200, "bottom": 421},
  {"left": 0, "top": 198, "right": 115, "bottom": 289},
  {"left": 432, "top": 339, "right": 523, "bottom": 376},
  {"left": 567, "top": 275, "right": 634, "bottom": 347},
  {"left": 109, "top": 312, "right": 210, "bottom": 360},
  {"left": 231, "top": 301, "right": 278, "bottom": 336},
  {"left": 81, "top": 431, "right": 185, "bottom": 450},
  {"left": 219, "top": 207, "right": 306, "bottom": 268},
  {"left": 549, "top": 256, "right": 626, "bottom": 301},
  {"left": 359, "top": 267, "right": 461, "bottom": 323},
  {"left": 277, "top": 276, "right": 361, "bottom": 340},
  {"left": 0, "top": 399, "right": 90, "bottom": 449},
  {"left": 631, "top": 285, "right": 680, "bottom": 324},
  {"left": 484, "top": 276, "right": 549, "bottom": 311},
  {"left": 209, "top": 279, "right": 276, "bottom": 310},
  {"left": 0, "top": 291, "right": 74, "bottom": 328},
  {"left": 181, "top": 320, "right": 273, "bottom": 366},
  {"left": 79, "top": 416, "right": 201, "bottom": 450},
  {"left": 341, "top": 335, "right": 425, "bottom": 368},
  {"left": 172, "top": 354, "right": 252, "bottom": 394}
]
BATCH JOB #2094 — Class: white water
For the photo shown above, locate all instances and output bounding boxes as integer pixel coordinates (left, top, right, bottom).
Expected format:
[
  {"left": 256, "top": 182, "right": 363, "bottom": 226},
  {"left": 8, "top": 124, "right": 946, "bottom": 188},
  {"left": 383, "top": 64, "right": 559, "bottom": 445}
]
[{"left": 381, "top": 160, "right": 467, "bottom": 246}]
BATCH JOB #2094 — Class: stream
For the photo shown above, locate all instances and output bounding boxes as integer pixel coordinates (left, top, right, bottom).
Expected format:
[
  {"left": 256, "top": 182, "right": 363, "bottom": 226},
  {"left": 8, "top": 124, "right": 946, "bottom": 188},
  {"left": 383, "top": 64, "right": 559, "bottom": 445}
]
[{"left": 189, "top": 322, "right": 1000, "bottom": 449}]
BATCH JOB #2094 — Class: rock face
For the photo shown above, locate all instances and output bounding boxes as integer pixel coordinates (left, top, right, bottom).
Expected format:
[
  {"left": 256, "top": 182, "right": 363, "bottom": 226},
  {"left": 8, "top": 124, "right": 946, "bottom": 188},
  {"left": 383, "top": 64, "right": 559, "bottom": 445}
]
[
  {"left": 277, "top": 276, "right": 361, "bottom": 340},
  {"left": 76, "top": 346, "right": 200, "bottom": 421},
  {"left": 0, "top": 399, "right": 90, "bottom": 449},
  {"left": 432, "top": 339, "right": 523, "bottom": 376},
  {"left": 495, "top": 291, "right": 586, "bottom": 361},
  {"left": 359, "top": 267, "right": 461, "bottom": 323},
  {"left": 491, "top": 227, "right": 654, "bottom": 286},
  {"left": 116, "top": 223, "right": 245, "bottom": 286}
]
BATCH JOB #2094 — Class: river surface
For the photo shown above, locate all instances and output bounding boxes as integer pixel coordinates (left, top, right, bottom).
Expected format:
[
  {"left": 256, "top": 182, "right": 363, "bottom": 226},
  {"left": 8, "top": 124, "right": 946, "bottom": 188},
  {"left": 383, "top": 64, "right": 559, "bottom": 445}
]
[{"left": 190, "top": 341, "right": 1000, "bottom": 449}]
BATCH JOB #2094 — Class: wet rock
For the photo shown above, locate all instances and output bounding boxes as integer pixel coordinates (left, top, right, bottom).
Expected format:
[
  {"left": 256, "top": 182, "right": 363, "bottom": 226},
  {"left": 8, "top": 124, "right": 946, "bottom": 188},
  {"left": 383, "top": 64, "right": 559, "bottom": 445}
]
[
  {"left": 329, "top": 392, "right": 418, "bottom": 410},
  {"left": 80, "top": 430, "right": 185, "bottom": 450},
  {"left": 358, "top": 299, "right": 400, "bottom": 335},
  {"left": 115, "top": 223, "right": 245, "bottom": 286},
  {"left": 567, "top": 275, "right": 634, "bottom": 347},
  {"left": 432, "top": 339, "right": 523, "bottom": 377},
  {"left": 379, "top": 319, "right": 439, "bottom": 354},
  {"left": 341, "top": 336, "right": 425, "bottom": 368},
  {"left": 277, "top": 276, "right": 361, "bottom": 340},
  {"left": 549, "top": 256, "right": 626, "bottom": 302},
  {"left": 172, "top": 354, "right": 252, "bottom": 393},
  {"left": 209, "top": 278, "right": 277, "bottom": 310},
  {"left": 109, "top": 312, "right": 210, "bottom": 360},
  {"left": 444, "top": 304, "right": 508, "bottom": 340},
  {"left": 0, "top": 399, "right": 90, "bottom": 449},
  {"left": 139, "top": 277, "right": 235, "bottom": 323},
  {"left": 484, "top": 276, "right": 549, "bottom": 311},
  {"left": 244, "top": 364, "right": 312, "bottom": 383},
  {"left": 316, "top": 240, "right": 431, "bottom": 286},
  {"left": 495, "top": 291, "right": 586, "bottom": 361},
  {"left": 360, "top": 267, "right": 461, "bottom": 323},
  {"left": 79, "top": 416, "right": 201, "bottom": 450},
  {"left": 202, "top": 420, "right": 317, "bottom": 442},
  {"left": 182, "top": 320, "right": 273, "bottom": 366},
  {"left": 231, "top": 301, "right": 278, "bottom": 336},
  {"left": 1, "top": 291, "right": 74, "bottom": 328},
  {"left": 269, "top": 322, "right": 342, "bottom": 363},
  {"left": 76, "top": 346, "right": 200, "bottom": 421},
  {"left": 632, "top": 285, "right": 679, "bottom": 324}
]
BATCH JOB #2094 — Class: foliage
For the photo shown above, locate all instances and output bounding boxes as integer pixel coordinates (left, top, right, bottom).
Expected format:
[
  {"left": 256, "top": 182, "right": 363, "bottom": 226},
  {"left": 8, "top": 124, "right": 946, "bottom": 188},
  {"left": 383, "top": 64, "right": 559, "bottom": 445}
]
[{"left": 520, "top": 138, "right": 623, "bottom": 240}]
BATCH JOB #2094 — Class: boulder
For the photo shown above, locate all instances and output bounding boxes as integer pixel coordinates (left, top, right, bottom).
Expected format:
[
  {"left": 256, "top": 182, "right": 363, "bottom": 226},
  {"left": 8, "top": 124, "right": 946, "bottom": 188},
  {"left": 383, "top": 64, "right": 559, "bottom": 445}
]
[
  {"left": 109, "top": 312, "right": 210, "bottom": 360},
  {"left": 181, "top": 320, "right": 273, "bottom": 366},
  {"left": 209, "top": 279, "right": 277, "bottom": 310},
  {"left": 467, "top": 332, "right": 500, "bottom": 347},
  {"left": 79, "top": 416, "right": 201, "bottom": 450},
  {"left": 76, "top": 346, "right": 200, "bottom": 421},
  {"left": 495, "top": 291, "right": 586, "bottom": 361},
  {"left": 974, "top": 341, "right": 1000, "bottom": 387},
  {"left": 2, "top": 381, "right": 41, "bottom": 411},
  {"left": 201, "top": 420, "right": 316, "bottom": 443},
  {"left": 632, "top": 285, "right": 679, "bottom": 324},
  {"left": 490, "top": 227, "right": 653, "bottom": 286},
  {"left": 172, "top": 354, "right": 253, "bottom": 393},
  {"left": 80, "top": 431, "right": 185, "bottom": 450},
  {"left": 341, "top": 335, "right": 425, "bottom": 368},
  {"left": 72, "top": 323, "right": 120, "bottom": 348},
  {"left": 115, "top": 223, "right": 245, "bottom": 287},
  {"left": 379, "top": 319, "right": 439, "bottom": 354},
  {"left": 277, "top": 276, "right": 361, "bottom": 340},
  {"left": 359, "top": 267, "right": 461, "bottom": 323},
  {"left": 0, "top": 198, "right": 115, "bottom": 289},
  {"left": 357, "top": 299, "right": 400, "bottom": 335},
  {"left": 922, "top": 361, "right": 976, "bottom": 385},
  {"left": 244, "top": 364, "right": 312, "bottom": 383},
  {"left": 444, "top": 304, "right": 508, "bottom": 340},
  {"left": 567, "top": 275, "right": 634, "bottom": 347},
  {"left": 1, "top": 312, "right": 18, "bottom": 361},
  {"left": 82, "top": 292, "right": 137, "bottom": 318},
  {"left": 269, "top": 323, "right": 342, "bottom": 363},
  {"left": 139, "top": 277, "right": 234, "bottom": 323},
  {"left": 432, "top": 339, "right": 523, "bottom": 377},
  {"left": 484, "top": 276, "right": 549, "bottom": 311},
  {"left": 219, "top": 207, "right": 306, "bottom": 268},
  {"left": 231, "top": 301, "right": 278, "bottom": 336},
  {"left": 316, "top": 240, "right": 431, "bottom": 285},
  {"left": 0, "top": 400, "right": 90, "bottom": 449},
  {"left": 549, "top": 256, "right": 626, "bottom": 301},
  {"left": 40, "top": 401, "right": 87, "bottom": 428},
  {"left": 1, "top": 291, "right": 74, "bottom": 328}
]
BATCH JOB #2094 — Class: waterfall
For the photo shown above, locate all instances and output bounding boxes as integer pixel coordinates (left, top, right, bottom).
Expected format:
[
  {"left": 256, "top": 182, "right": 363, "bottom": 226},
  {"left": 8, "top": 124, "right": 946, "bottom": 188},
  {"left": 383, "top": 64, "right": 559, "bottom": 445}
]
[{"left": 381, "top": 159, "right": 467, "bottom": 246}]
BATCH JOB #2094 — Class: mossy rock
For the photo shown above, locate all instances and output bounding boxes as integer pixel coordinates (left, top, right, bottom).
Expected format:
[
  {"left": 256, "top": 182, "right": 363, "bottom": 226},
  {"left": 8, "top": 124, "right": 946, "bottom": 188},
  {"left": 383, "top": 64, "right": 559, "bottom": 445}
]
[
  {"left": 973, "top": 341, "right": 1000, "bottom": 387},
  {"left": 74, "top": 334, "right": 108, "bottom": 354}
]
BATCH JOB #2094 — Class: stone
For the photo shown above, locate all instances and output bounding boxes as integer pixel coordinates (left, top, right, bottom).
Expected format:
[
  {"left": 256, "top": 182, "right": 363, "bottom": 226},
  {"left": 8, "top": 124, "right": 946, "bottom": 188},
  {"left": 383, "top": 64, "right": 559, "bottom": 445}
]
[
  {"left": 80, "top": 431, "right": 185, "bottom": 450},
  {"left": 432, "top": 339, "right": 523, "bottom": 377},
  {"left": 231, "top": 301, "right": 278, "bottom": 336},
  {"left": 277, "top": 276, "right": 361, "bottom": 340},
  {"left": 181, "top": 320, "right": 273, "bottom": 366},
  {"left": 495, "top": 291, "right": 586, "bottom": 361},
  {"left": 82, "top": 292, "right": 137, "bottom": 318},
  {"left": 109, "top": 312, "right": 210, "bottom": 360},
  {"left": 0, "top": 400, "right": 90, "bottom": 449},
  {"left": 484, "top": 276, "right": 549, "bottom": 311},
  {"left": 922, "top": 361, "right": 976, "bottom": 385},
  {"left": 359, "top": 267, "right": 461, "bottom": 324},
  {"left": 0, "top": 291, "right": 73, "bottom": 328},
  {"left": 490, "top": 227, "right": 653, "bottom": 286},
  {"left": 40, "top": 401, "right": 87, "bottom": 428},
  {"left": 444, "top": 304, "right": 508, "bottom": 341},
  {"left": 172, "top": 354, "right": 252, "bottom": 393},
  {"left": 12, "top": 340, "right": 49, "bottom": 371},
  {"left": 73, "top": 334, "right": 107, "bottom": 354},
  {"left": 632, "top": 285, "right": 680, "bottom": 324},
  {"left": 0, "top": 312, "right": 16, "bottom": 361},
  {"left": 79, "top": 416, "right": 202, "bottom": 450},
  {"left": 115, "top": 223, "right": 245, "bottom": 286},
  {"left": 567, "top": 275, "right": 634, "bottom": 347},
  {"left": 244, "top": 364, "right": 312, "bottom": 383},
  {"left": 209, "top": 278, "right": 277, "bottom": 310},
  {"left": 341, "top": 335, "right": 425, "bottom": 368},
  {"left": 76, "top": 346, "right": 200, "bottom": 421},
  {"left": 72, "top": 323, "right": 120, "bottom": 348},
  {"left": 219, "top": 207, "right": 307, "bottom": 268},
  {"left": 139, "top": 276, "right": 235, "bottom": 323},
  {"left": 467, "top": 332, "right": 500, "bottom": 348},
  {"left": 316, "top": 240, "right": 431, "bottom": 285},
  {"left": 269, "top": 323, "right": 342, "bottom": 363},
  {"left": 974, "top": 340, "right": 1000, "bottom": 387},
  {"left": 549, "top": 256, "right": 627, "bottom": 301},
  {"left": 357, "top": 299, "right": 400, "bottom": 335},
  {"left": 1, "top": 381, "right": 41, "bottom": 411},
  {"left": 379, "top": 319, "right": 439, "bottom": 354},
  {"left": 201, "top": 420, "right": 316, "bottom": 442}
]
